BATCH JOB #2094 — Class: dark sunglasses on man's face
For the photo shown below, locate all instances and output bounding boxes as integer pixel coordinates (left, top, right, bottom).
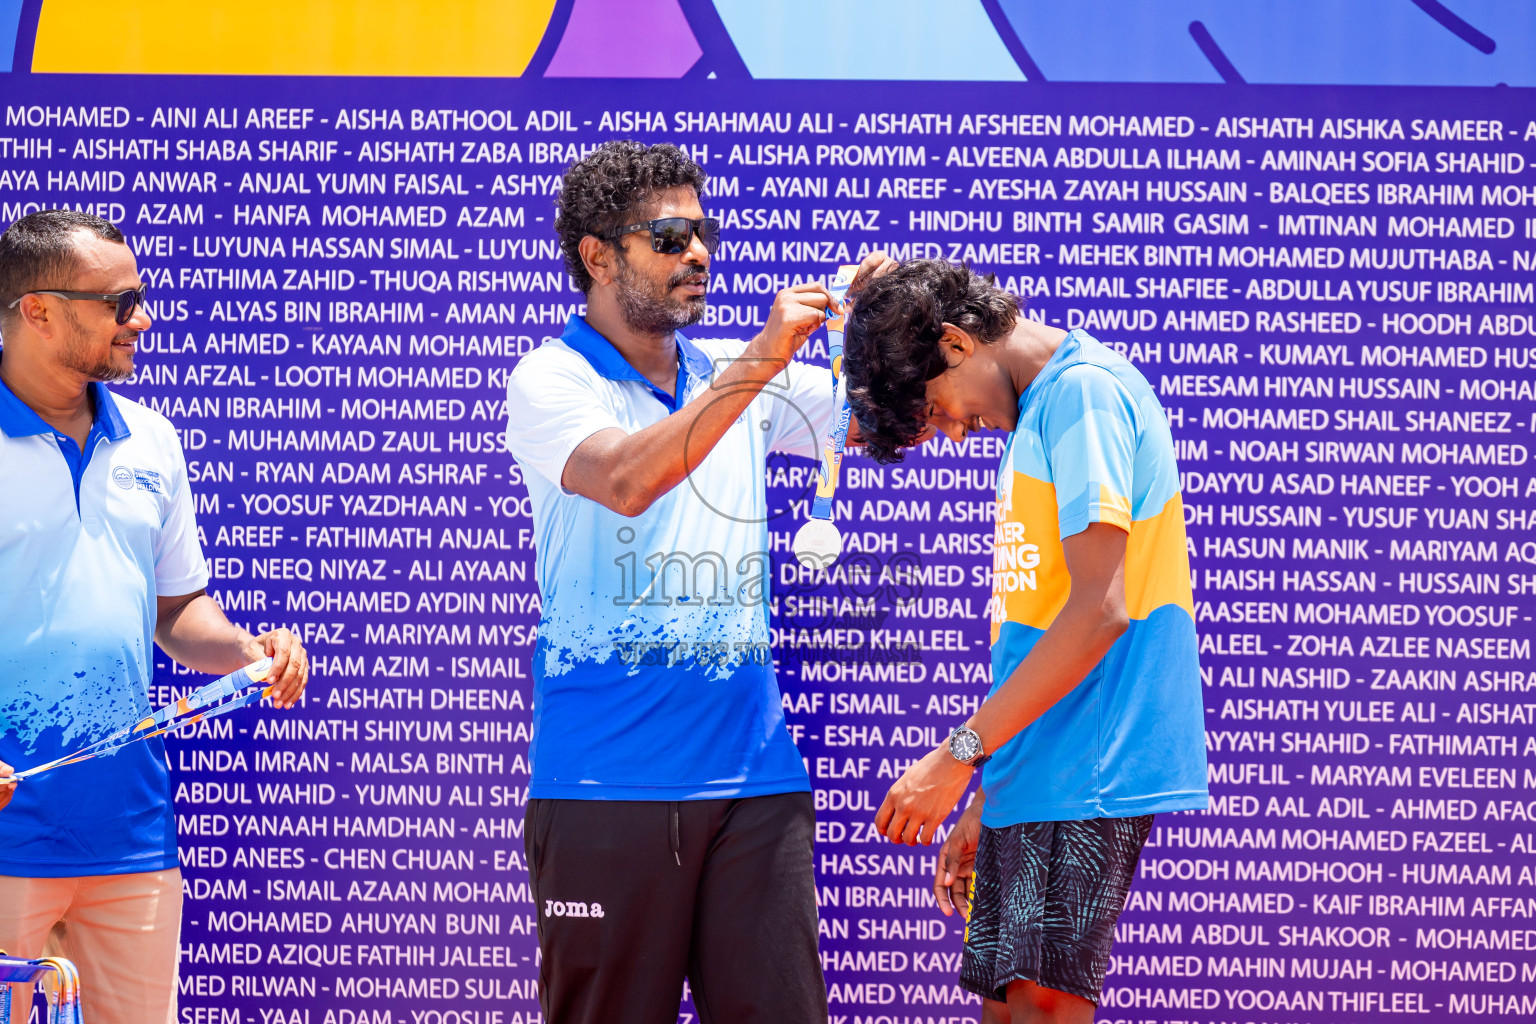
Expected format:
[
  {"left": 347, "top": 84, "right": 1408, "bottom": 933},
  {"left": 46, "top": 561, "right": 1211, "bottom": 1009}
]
[
  {"left": 7, "top": 285, "right": 149, "bottom": 325},
  {"left": 608, "top": 216, "right": 721, "bottom": 255}
]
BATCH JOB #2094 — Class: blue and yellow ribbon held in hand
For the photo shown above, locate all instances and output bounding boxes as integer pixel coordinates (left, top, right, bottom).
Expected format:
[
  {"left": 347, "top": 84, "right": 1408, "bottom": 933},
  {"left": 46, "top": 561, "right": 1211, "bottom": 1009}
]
[{"left": 13, "top": 659, "right": 275, "bottom": 781}]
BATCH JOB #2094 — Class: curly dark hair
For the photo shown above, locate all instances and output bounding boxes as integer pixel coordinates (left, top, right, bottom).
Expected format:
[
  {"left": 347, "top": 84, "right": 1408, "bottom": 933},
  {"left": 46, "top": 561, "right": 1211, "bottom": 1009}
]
[
  {"left": 0, "top": 209, "right": 125, "bottom": 328},
  {"left": 843, "top": 260, "right": 1020, "bottom": 464},
  {"left": 554, "top": 141, "right": 707, "bottom": 293}
]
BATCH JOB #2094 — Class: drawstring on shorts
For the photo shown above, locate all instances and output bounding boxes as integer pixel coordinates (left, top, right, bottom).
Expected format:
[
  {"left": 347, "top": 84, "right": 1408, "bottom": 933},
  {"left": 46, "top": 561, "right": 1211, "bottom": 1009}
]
[{"left": 669, "top": 802, "right": 681, "bottom": 866}]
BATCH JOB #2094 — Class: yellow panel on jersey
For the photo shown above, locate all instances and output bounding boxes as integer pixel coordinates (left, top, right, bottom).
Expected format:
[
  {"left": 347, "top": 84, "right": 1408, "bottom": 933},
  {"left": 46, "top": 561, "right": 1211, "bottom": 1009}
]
[
  {"left": 989, "top": 473, "right": 1068, "bottom": 639},
  {"left": 1124, "top": 491, "right": 1196, "bottom": 622},
  {"left": 1098, "top": 484, "right": 1133, "bottom": 531}
]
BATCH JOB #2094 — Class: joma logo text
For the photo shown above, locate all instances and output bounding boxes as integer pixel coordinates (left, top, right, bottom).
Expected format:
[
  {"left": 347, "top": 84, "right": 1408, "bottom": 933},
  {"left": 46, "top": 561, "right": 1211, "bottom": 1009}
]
[{"left": 544, "top": 899, "right": 604, "bottom": 919}]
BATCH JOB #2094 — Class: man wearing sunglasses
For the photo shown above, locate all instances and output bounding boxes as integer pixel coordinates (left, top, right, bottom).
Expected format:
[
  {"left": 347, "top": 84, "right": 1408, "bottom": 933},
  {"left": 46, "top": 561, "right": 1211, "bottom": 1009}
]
[
  {"left": 0, "top": 209, "right": 310, "bottom": 1024},
  {"left": 504, "top": 141, "right": 883, "bottom": 1023}
]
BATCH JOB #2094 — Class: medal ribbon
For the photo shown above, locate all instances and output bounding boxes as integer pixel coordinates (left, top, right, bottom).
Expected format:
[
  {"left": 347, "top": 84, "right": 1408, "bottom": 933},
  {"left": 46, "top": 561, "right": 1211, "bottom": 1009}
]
[
  {"left": 809, "top": 263, "right": 861, "bottom": 521},
  {"left": 12, "top": 658, "right": 274, "bottom": 781},
  {"left": 0, "top": 955, "right": 83, "bottom": 1024}
]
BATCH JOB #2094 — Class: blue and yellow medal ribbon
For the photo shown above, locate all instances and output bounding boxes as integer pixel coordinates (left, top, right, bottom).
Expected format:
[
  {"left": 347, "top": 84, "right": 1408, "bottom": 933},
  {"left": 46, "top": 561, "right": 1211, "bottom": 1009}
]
[
  {"left": 12, "top": 658, "right": 275, "bottom": 781},
  {"left": 810, "top": 263, "right": 860, "bottom": 521}
]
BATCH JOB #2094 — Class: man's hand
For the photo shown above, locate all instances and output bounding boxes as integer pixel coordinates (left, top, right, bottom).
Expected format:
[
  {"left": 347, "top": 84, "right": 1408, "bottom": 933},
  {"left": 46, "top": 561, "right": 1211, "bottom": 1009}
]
[
  {"left": 0, "top": 760, "right": 14, "bottom": 812},
  {"left": 755, "top": 282, "right": 839, "bottom": 364},
  {"left": 241, "top": 628, "right": 309, "bottom": 710},
  {"left": 848, "top": 251, "right": 898, "bottom": 298},
  {"left": 158, "top": 593, "right": 309, "bottom": 709},
  {"left": 874, "top": 743, "right": 973, "bottom": 846},
  {"left": 936, "top": 790, "right": 984, "bottom": 917}
]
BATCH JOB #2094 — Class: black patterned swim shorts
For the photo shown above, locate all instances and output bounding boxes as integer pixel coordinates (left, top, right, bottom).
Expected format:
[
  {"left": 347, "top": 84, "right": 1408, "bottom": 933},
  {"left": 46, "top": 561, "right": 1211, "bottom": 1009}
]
[{"left": 959, "top": 815, "right": 1154, "bottom": 1004}]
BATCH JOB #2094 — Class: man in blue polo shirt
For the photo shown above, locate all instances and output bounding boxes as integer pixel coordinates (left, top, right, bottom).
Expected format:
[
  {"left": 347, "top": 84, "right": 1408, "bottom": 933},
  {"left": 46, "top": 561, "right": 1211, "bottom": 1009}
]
[
  {"left": 505, "top": 142, "right": 870, "bottom": 1023},
  {"left": 0, "top": 209, "right": 310, "bottom": 1024}
]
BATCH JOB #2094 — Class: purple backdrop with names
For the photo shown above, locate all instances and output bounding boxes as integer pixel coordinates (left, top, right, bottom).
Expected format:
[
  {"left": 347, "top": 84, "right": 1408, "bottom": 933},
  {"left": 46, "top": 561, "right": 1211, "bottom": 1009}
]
[{"left": 1, "top": 73, "right": 1534, "bottom": 1023}]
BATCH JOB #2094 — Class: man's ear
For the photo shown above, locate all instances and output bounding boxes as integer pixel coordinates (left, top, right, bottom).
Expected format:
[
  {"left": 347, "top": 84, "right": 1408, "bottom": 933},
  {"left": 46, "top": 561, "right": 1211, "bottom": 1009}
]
[
  {"left": 579, "top": 234, "right": 617, "bottom": 289},
  {"left": 938, "top": 323, "right": 975, "bottom": 366},
  {"left": 14, "top": 293, "right": 56, "bottom": 337}
]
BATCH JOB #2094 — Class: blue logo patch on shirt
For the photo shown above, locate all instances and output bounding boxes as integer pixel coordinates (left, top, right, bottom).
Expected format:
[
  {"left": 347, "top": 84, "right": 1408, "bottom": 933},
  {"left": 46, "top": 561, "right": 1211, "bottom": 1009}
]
[
  {"left": 111, "top": 466, "right": 134, "bottom": 490},
  {"left": 131, "top": 469, "right": 161, "bottom": 494}
]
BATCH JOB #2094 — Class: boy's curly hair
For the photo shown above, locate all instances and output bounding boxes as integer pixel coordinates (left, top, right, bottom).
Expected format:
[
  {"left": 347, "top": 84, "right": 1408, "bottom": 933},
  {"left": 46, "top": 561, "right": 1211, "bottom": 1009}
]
[{"left": 844, "top": 260, "right": 1020, "bottom": 463}]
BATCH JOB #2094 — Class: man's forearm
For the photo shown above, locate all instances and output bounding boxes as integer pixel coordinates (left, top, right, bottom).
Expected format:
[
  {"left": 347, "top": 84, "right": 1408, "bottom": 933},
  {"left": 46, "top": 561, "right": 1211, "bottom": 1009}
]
[
  {"left": 155, "top": 594, "right": 255, "bottom": 675},
  {"left": 597, "top": 338, "right": 791, "bottom": 514}
]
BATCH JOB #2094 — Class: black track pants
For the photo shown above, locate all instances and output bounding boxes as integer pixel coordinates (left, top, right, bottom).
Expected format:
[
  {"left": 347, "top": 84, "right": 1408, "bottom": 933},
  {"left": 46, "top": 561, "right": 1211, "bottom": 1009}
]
[{"left": 525, "top": 792, "right": 827, "bottom": 1024}]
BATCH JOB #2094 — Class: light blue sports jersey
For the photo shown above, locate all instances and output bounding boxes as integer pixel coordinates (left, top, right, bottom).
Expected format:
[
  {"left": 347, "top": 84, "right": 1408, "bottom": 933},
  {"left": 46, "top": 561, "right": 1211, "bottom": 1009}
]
[
  {"left": 505, "top": 316, "right": 833, "bottom": 800},
  {"left": 982, "top": 330, "right": 1208, "bottom": 826},
  {"left": 0, "top": 370, "right": 209, "bottom": 875}
]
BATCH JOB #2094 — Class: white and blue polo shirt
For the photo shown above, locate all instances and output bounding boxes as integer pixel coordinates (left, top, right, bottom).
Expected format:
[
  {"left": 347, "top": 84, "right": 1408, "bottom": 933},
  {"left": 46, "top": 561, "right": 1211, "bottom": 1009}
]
[
  {"left": 0, "top": 367, "right": 208, "bottom": 876},
  {"left": 505, "top": 315, "right": 833, "bottom": 800}
]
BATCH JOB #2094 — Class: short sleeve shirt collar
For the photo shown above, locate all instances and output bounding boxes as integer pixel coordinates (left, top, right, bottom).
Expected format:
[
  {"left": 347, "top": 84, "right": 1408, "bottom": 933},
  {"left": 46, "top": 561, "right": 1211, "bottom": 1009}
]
[
  {"left": 0, "top": 372, "right": 131, "bottom": 443},
  {"left": 558, "top": 314, "right": 711, "bottom": 413},
  {"left": 1017, "top": 329, "right": 1085, "bottom": 417}
]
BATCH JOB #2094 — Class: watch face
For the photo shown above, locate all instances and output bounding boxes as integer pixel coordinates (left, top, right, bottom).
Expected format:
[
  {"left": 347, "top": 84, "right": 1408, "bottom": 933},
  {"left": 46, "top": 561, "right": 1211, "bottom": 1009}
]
[{"left": 950, "top": 728, "right": 981, "bottom": 762}]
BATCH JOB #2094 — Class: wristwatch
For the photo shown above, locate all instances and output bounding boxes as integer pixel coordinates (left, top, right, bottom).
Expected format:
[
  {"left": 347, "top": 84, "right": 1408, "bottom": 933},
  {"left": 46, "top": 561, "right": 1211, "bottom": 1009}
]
[{"left": 948, "top": 725, "right": 991, "bottom": 768}]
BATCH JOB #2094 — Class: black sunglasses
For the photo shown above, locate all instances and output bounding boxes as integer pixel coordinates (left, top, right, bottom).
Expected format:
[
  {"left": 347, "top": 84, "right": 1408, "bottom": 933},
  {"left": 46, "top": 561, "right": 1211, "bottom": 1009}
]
[
  {"left": 607, "top": 217, "right": 721, "bottom": 255},
  {"left": 8, "top": 285, "right": 148, "bottom": 325}
]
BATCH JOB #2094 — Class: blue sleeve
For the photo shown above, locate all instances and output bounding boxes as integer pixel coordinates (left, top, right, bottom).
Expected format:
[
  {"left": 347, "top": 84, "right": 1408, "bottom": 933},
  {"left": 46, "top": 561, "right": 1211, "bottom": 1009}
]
[{"left": 1039, "top": 364, "right": 1141, "bottom": 540}]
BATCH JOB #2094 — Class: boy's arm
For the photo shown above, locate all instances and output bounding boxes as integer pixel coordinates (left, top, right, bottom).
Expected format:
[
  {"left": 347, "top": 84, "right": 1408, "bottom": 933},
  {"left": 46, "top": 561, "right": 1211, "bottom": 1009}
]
[
  {"left": 970, "top": 522, "right": 1128, "bottom": 749},
  {"left": 935, "top": 786, "right": 985, "bottom": 917},
  {"left": 876, "top": 522, "right": 1128, "bottom": 845}
]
